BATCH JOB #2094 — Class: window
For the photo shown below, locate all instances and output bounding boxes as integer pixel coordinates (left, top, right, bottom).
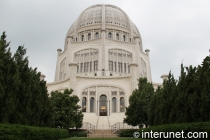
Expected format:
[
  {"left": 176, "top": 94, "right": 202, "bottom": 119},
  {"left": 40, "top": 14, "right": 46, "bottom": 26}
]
[
  {"left": 109, "top": 61, "right": 113, "bottom": 71},
  {"left": 77, "top": 65, "right": 79, "bottom": 73},
  {"left": 120, "top": 97, "right": 125, "bottom": 112},
  {"left": 112, "top": 97, "right": 117, "bottom": 112},
  {"left": 90, "top": 62, "right": 92, "bottom": 72},
  {"left": 94, "top": 61, "right": 98, "bottom": 71},
  {"left": 88, "top": 33, "right": 91, "bottom": 40},
  {"left": 90, "top": 97, "right": 94, "bottom": 112},
  {"left": 82, "top": 97, "right": 86, "bottom": 112},
  {"left": 108, "top": 32, "right": 112, "bottom": 39},
  {"left": 128, "top": 66, "right": 130, "bottom": 73},
  {"left": 124, "top": 63, "right": 126, "bottom": 73},
  {"left": 84, "top": 63, "right": 86, "bottom": 72},
  {"left": 84, "top": 62, "right": 89, "bottom": 72},
  {"left": 114, "top": 62, "right": 117, "bottom": 72},
  {"left": 80, "top": 63, "right": 83, "bottom": 73},
  {"left": 81, "top": 35, "right": 84, "bottom": 41},
  {"left": 118, "top": 62, "right": 122, "bottom": 72},
  {"left": 95, "top": 32, "right": 99, "bottom": 38},
  {"left": 116, "top": 33, "right": 119, "bottom": 40},
  {"left": 123, "top": 35, "right": 126, "bottom": 41},
  {"left": 87, "top": 62, "right": 89, "bottom": 72}
]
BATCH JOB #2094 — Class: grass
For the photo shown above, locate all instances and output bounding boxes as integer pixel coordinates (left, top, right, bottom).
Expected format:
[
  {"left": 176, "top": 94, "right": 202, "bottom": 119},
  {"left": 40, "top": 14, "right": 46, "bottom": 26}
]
[{"left": 60, "top": 138, "right": 148, "bottom": 140}]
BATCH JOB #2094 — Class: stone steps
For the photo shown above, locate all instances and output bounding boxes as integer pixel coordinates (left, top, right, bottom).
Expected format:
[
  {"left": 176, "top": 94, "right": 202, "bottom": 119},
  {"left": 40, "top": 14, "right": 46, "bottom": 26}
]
[
  {"left": 88, "top": 130, "right": 118, "bottom": 138},
  {"left": 96, "top": 116, "right": 110, "bottom": 129}
]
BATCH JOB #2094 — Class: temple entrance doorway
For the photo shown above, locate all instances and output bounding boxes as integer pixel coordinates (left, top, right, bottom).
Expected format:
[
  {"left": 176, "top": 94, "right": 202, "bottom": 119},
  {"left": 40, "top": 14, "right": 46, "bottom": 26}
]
[{"left": 99, "top": 95, "right": 107, "bottom": 116}]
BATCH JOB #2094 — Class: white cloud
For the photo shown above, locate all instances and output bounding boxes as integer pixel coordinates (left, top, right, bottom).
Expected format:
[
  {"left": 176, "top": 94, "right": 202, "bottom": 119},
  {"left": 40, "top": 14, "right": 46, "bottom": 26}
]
[{"left": 0, "top": 0, "right": 209, "bottom": 83}]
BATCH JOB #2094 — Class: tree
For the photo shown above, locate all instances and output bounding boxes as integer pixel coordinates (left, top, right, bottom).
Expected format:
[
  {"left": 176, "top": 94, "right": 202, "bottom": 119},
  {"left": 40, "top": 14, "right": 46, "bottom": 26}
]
[
  {"left": 50, "top": 89, "right": 83, "bottom": 129},
  {"left": 0, "top": 32, "right": 19, "bottom": 123},
  {"left": 0, "top": 32, "right": 52, "bottom": 127},
  {"left": 124, "top": 78, "right": 154, "bottom": 128},
  {"left": 199, "top": 56, "right": 210, "bottom": 121}
]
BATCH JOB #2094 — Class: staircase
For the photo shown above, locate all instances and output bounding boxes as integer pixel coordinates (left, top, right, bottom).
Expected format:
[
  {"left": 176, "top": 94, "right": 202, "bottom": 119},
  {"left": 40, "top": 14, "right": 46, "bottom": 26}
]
[
  {"left": 96, "top": 116, "right": 110, "bottom": 129},
  {"left": 88, "top": 130, "right": 118, "bottom": 138}
]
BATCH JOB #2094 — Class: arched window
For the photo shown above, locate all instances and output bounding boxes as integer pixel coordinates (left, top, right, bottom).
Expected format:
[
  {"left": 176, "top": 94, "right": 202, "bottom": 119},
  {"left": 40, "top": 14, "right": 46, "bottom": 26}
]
[
  {"left": 108, "top": 32, "right": 112, "bottom": 39},
  {"left": 112, "top": 97, "right": 117, "bottom": 112},
  {"left": 123, "top": 35, "right": 126, "bottom": 41},
  {"left": 116, "top": 33, "right": 119, "bottom": 40},
  {"left": 81, "top": 35, "right": 84, "bottom": 41},
  {"left": 95, "top": 32, "right": 99, "bottom": 39},
  {"left": 90, "top": 97, "right": 94, "bottom": 112},
  {"left": 82, "top": 97, "right": 86, "bottom": 112},
  {"left": 88, "top": 33, "right": 91, "bottom": 40},
  {"left": 120, "top": 97, "right": 125, "bottom": 112}
]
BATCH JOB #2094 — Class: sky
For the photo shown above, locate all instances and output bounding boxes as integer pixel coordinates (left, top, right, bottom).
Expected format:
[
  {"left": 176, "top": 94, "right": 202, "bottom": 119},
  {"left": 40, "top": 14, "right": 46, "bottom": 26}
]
[{"left": 0, "top": 0, "right": 210, "bottom": 83}]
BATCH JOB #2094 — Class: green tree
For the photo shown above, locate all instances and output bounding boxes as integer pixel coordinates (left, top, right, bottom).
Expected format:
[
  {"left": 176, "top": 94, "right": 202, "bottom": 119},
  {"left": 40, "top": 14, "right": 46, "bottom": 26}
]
[
  {"left": 124, "top": 78, "right": 154, "bottom": 128},
  {"left": 0, "top": 32, "right": 52, "bottom": 127},
  {"left": 50, "top": 89, "right": 83, "bottom": 129},
  {"left": 199, "top": 56, "right": 210, "bottom": 121},
  {"left": 0, "top": 32, "right": 19, "bottom": 123}
]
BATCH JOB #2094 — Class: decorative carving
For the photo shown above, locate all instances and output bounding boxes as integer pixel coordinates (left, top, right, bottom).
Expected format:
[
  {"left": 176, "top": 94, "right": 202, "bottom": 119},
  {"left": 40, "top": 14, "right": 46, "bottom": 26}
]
[{"left": 141, "top": 58, "right": 147, "bottom": 78}]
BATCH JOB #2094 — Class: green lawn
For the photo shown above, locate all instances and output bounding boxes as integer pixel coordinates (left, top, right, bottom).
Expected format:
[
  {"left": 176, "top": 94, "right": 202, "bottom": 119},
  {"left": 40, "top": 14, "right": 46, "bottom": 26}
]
[{"left": 60, "top": 138, "right": 148, "bottom": 140}]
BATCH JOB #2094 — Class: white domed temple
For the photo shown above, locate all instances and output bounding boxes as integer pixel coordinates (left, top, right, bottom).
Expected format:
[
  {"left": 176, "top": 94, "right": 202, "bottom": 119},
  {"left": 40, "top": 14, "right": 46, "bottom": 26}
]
[{"left": 47, "top": 4, "right": 160, "bottom": 129}]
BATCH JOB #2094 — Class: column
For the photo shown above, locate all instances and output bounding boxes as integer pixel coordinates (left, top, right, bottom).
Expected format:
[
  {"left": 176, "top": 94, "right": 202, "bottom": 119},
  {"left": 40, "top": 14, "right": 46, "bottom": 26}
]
[
  {"left": 79, "top": 51, "right": 81, "bottom": 73},
  {"left": 121, "top": 31, "right": 123, "bottom": 41},
  {"left": 109, "top": 86, "right": 112, "bottom": 114},
  {"left": 122, "top": 50, "right": 124, "bottom": 73},
  {"left": 128, "top": 63, "right": 138, "bottom": 92},
  {"left": 84, "top": 31, "right": 86, "bottom": 41},
  {"left": 92, "top": 29, "right": 94, "bottom": 39},
  {"left": 116, "top": 49, "right": 118, "bottom": 73},
  {"left": 117, "top": 88, "right": 119, "bottom": 113},
  {"left": 54, "top": 48, "right": 62, "bottom": 82},
  {"left": 87, "top": 88, "right": 90, "bottom": 113},
  {"left": 96, "top": 86, "right": 99, "bottom": 116},
  {"left": 95, "top": 87, "right": 97, "bottom": 115},
  {"left": 107, "top": 99, "right": 109, "bottom": 116},
  {"left": 68, "top": 62, "right": 78, "bottom": 94}
]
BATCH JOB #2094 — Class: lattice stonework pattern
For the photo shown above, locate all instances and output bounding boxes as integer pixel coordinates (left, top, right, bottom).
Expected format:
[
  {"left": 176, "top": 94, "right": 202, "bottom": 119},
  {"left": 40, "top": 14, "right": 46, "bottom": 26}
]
[
  {"left": 74, "top": 49, "right": 98, "bottom": 73},
  {"left": 105, "top": 5, "right": 128, "bottom": 28},
  {"left": 108, "top": 49, "right": 132, "bottom": 73},
  {"left": 59, "top": 58, "right": 66, "bottom": 80}
]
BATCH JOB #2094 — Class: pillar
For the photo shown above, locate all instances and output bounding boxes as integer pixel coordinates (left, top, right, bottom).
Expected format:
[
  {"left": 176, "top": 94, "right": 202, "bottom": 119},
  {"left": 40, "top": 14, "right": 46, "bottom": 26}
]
[
  {"left": 68, "top": 62, "right": 78, "bottom": 94},
  {"left": 54, "top": 48, "right": 62, "bottom": 82},
  {"left": 128, "top": 63, "right": 138, "bottom": 92}
]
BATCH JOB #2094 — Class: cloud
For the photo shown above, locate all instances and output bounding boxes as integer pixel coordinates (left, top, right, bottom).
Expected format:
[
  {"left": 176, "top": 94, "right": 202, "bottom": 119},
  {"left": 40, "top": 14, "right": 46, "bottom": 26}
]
[{"left": 0, "top": 0, "right": 209, "bottom": 83}]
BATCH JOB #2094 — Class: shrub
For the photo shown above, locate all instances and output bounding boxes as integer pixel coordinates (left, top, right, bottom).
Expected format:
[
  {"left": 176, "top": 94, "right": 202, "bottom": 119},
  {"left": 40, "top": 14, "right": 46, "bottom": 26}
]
[
  {"left": 69, "top": 129, "right": 87, "bottom": 137},
  {"left": 0, "top": 123, "right": 69, "bottom": 140},
  {"left": 119, "top": 129, "right": 137, "bottom": 137},
  {"left": 119, "top": 122, "right": 210, "bottom": 140}
]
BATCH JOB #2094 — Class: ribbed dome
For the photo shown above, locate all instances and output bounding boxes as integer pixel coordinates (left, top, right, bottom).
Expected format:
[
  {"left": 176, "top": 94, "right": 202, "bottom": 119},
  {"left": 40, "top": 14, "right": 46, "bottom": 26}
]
[{"left": 66, "top": 4, "right": 140, "bottom": 39}]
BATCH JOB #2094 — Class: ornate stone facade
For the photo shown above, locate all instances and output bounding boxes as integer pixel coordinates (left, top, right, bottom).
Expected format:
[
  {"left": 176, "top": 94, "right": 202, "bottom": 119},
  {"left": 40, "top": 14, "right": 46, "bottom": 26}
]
[{"left": 47, "top": 4, "right": 154, "bottom": 129}]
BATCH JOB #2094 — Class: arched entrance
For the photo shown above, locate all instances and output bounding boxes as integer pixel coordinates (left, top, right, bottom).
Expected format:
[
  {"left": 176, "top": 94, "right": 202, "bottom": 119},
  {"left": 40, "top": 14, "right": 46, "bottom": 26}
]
[{"left": 99, "top": 95, "right": 107, "bottom": 116}]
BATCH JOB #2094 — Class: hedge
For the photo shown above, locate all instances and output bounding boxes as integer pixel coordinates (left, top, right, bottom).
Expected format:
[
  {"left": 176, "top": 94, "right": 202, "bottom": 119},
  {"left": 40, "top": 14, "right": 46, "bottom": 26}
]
[
  {"left": 0, "top": 123, "right": 69, "bottom": 140},
  {"left": 119, "top": 121, "right": 210, "bottom": 139},
  {"left": 69, "top": 129, "right": 87, "bottom": 137}
]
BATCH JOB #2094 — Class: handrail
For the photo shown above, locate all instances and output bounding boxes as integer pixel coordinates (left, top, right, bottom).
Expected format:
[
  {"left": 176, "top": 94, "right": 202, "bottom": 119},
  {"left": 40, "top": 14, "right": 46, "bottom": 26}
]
[
  {"left": 81, "top": 122, "right": 95, "bottom": 133},
  {"left": 111, "top": 122, "right": 139, "bottom": 133},
  {"left": 96, "top": 116, "right": 99, "bottom": 129},
  {"left": 107, "top": 116, "right": 110, "bottom": 129}
]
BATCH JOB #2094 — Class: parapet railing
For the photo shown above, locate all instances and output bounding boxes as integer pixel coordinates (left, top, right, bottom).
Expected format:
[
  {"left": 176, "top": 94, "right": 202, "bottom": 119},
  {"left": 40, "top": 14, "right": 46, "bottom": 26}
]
[
  {"left": 81, "top": 122, "right": 95, "bottom": 133},
  {"left": 111, "top": 122, "right": 139, "bottom": 133}
]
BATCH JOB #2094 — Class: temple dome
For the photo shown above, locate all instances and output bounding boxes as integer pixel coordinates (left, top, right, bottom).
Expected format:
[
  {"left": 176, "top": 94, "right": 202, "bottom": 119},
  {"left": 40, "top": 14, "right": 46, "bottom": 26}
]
[{"left": 66, "top": 4, "right": 141, "bottom": 40}]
